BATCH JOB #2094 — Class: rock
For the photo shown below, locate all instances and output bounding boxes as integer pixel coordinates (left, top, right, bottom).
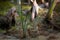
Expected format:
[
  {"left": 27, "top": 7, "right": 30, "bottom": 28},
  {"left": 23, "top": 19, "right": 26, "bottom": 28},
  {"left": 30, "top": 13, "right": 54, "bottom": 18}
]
[
  {"left": 28, "top": 28, "right": 39, "bottom": 38},
  {"left": 39, "top": 30, "right": 49, "bottom": 36},
  {"left": 47, "top": 34, "right": 58, "bottom": 40}
]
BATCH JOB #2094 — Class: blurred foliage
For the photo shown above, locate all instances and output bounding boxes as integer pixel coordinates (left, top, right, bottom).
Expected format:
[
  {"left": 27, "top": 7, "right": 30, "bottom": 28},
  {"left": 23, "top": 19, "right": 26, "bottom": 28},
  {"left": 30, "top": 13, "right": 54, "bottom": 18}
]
[
  {"left": 22, "top": 5, "right": 31, "bottom": 10},
  {"left": 54, "top": 3, "right": 60, "bottom": 13},
  {"left": 0, "top": 0, "right": 10, "bottom": 1},
  {"left": 0, "top": 1, "right": 15, "bottom": 15}
]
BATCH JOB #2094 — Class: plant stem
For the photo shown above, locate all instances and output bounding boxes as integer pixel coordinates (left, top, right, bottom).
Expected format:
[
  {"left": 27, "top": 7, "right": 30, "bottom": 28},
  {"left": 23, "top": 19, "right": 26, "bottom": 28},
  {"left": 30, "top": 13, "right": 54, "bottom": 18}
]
[{"left": 46, "top": 0, "right": 56, "bottom": 20}]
